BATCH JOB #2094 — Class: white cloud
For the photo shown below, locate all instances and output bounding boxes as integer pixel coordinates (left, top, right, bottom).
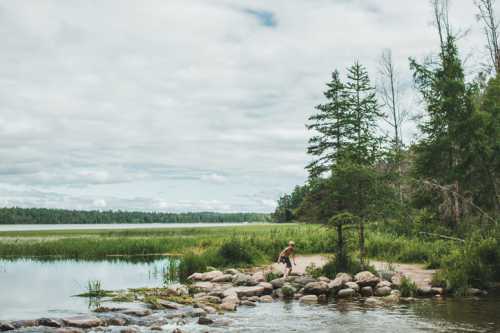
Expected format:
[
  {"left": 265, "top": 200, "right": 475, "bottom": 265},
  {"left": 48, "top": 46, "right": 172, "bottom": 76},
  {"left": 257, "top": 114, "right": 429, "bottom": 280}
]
[{"left": 0, "top": 0, "right": 491, "bottom": 212}]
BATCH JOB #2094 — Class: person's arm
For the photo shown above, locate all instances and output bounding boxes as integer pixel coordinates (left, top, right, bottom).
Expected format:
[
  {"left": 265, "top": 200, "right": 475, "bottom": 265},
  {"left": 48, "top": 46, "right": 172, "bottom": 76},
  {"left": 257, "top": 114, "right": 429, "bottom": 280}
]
[
  {"left": 277, "top": 248, "right": 285, "bottom": 262},
  {"left": 292, "top": 252, "right": 297, "bottom": 265}
]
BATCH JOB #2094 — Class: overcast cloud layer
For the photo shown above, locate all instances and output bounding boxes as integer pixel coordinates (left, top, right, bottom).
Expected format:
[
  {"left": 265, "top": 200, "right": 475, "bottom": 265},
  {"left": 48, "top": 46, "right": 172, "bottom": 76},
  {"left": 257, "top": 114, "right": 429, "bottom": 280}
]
[{"left": 0, "top": 0, "right": 493, "bottom": 212}]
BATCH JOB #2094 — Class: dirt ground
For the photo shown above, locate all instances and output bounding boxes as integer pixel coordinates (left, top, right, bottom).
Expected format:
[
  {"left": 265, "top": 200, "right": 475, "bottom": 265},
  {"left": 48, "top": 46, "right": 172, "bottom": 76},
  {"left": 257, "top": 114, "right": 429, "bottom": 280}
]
[{"left": 271, "top": 254, "right": 435, "bottom": 288}]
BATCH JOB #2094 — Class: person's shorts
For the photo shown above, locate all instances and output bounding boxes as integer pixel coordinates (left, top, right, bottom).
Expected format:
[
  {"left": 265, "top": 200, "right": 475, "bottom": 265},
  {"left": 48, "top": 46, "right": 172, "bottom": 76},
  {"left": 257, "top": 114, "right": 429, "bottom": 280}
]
[{"left": 280, "top": 256, "right": 292, "bottom": 268}]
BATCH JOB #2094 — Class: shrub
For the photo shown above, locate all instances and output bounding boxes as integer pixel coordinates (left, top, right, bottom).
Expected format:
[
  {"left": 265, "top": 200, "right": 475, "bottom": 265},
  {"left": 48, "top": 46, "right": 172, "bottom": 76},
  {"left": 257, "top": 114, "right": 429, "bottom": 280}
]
[
  {"left": 399, "top": 276, "right": 417, "bottom": 297},
  {"left": 217, "top": 238, "right": 262, "bottom": 266}
]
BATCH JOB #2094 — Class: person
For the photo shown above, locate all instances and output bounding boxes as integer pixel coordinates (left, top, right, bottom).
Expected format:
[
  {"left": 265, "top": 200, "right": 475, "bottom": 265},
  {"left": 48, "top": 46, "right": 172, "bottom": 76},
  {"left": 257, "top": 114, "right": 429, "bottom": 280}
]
[{"left": 277, "top": 241, "right": 296, "bottom": 278}]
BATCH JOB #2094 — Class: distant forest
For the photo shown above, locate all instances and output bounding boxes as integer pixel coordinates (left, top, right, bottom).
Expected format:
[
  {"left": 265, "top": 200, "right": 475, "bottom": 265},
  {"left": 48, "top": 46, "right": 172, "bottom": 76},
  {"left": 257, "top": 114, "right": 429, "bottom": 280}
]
[{"left": 0, "top": 207, "right": 271, "bottom": 225}]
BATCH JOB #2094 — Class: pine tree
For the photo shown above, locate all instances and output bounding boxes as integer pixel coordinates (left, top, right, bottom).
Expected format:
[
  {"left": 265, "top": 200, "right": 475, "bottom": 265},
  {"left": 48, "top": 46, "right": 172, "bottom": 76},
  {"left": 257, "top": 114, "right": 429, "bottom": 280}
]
[
  {"left": 306, "top": 70, "right": 350, "bottom": 177},
  {"left": 344, "top": 62, "right": 383, "bottom": 166}
]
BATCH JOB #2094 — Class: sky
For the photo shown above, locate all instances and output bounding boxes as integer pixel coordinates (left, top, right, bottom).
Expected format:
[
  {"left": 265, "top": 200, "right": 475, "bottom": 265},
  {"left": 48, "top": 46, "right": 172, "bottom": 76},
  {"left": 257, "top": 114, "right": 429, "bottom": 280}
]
[{"left": 0, "top": 0, "right": 494, "bottom": 213}]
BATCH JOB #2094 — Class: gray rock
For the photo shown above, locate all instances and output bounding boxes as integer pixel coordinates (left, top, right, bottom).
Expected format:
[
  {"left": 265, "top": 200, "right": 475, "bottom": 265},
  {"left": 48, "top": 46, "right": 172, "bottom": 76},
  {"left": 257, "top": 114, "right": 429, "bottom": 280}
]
[
  {"left": 251, "top": 271, "right": 266, "bottom": 282},
  {"left": 224, "top": 268, "right": 239, "bottom": 275},
  {"left": 193, "top": 295, "right": 221, "bottom": 304},
  {"left": 241, "top": 300, "right": 257, "bottom": 307},
  {"left": 376, "top": 280, "right": 392, "bottom": 289},
  {"left": 198, "top": 317, "right": 214, "bottom": 325},
  {"left": 157, "top": 299, "right": 182, "bottom": 309},
  {"left": 303, "top": 281, "right": 329, "bottom": 295},
  {"left": 259, "top": 295, "right": 273, "bottom": 303},
  {"left": 318, "top": 294, "right": 328, "bottom": 303},
  {"left": 232, "top": 273, "right": 258, "bottom": 286},
  {"left": 299, "top": 295, "right": 318, "bottom": 304},
  {"left": 345, "top": 281, "right": 360, "bottom": 292},
  {"left": 258, "top": 282, "right": 274, "bottom": 294},
  {"left": 11, "top": 320, "right": 38, "bottom": 329},
  {"left": 38, "top": 318, "right": 63, "bottom": 328},
  {"left": 318, "top": 276, "right": 330, "bottom": 283},
  {"left": 337, "top": 288, "right": 356, "bottom": 298},
  {"left": 62, "top": 316, "right": 103, "bottom": 329},
  {"left": 212, "top": 274, "right": 234, "bottom": 283},
  {"left": 417, "top": 287, "right": 433, "bottom": 297},
  {"left": 270, "top": 278, "right": 285, "bottom": 289},
  {"left": 375, "top": 286, "right": 392, "bottom": 297},
  {"left": 365, "top": 297, "right": 383, "bottom": 306},
  {"left": 121, "top": 309, "right": 152, "bottom": 317},
  {"left": 335, "top": 273, "right": 353, "bottom": 284},
  {"left": 224, "top": 286, "right": 265, "bottom": 298},
  {"left": 191, "top": 282, "right": 214, "bottom": 293},
  {"left": 360, "top": 286, "right": 374, "bottom": 297},
  {"left": 220, "top": 302, "right": 237, "bottom": 311},
  {"left": 292, "top": 276, "right": 317, "bottom": 287},
  {"left": 354, "top": 271, "right": 380, "bottom": 287},
  {"left": 431, "top": 287, "right": 445, "bottom": 295}
]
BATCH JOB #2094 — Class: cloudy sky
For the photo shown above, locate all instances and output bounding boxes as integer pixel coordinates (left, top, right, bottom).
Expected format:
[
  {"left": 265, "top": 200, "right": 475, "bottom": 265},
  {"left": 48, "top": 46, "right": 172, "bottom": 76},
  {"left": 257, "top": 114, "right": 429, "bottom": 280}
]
[{"left": 0, "top": 0, "right": 492, "bottom": 212}]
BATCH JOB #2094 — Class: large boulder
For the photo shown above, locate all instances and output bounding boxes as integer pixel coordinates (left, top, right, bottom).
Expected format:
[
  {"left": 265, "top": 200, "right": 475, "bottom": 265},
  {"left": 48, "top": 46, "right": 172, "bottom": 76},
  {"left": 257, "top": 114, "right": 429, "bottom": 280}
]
[
  {"left": 375, "top": 286, "right": 392, "bottom": 297},
  {"left": 0, "top": 322, "right": 15, "bottom": 331},
  {"left": 376, "top": 280, "right": 392, "bottom": 289},
  {"left": 232, "top": 273, "right": 258, "bottom": 286},
  {"left": 292, "top": 276, "right": 317, "bottom": 287},
  {"left": 355, "top": 271, "right": 380, "bottom": 287},
  {"left": 191, "top": 282, "right": 214, "bottom": 293},
  {"left": 259, "top": 295, "right": 273, "bottom": 303},
  {"left": 337, "top": 288, "right": 356, "bottom": 298},
  {"left": 303, "top": 281, "right": 329, "bottom": 295}
]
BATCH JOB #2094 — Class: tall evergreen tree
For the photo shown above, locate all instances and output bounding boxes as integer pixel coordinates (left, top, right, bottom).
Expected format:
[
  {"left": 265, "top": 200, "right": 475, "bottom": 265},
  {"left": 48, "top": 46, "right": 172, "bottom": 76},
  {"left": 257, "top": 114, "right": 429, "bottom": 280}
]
[
  {"left": 344, "top": 62, "right": 383, "bottom": 166},
  {"left": 306, "top": 70, "right": 350, "bottom": 177}
]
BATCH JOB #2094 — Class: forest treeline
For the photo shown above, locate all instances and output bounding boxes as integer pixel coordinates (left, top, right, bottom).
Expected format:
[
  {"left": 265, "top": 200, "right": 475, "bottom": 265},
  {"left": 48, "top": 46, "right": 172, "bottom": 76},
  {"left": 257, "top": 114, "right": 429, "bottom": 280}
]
[
  {"left": 0, "top": 207, "right": 271, "bottom": 225},
  {"left": 273, "top": 0, "right": 500, "bottom": 292}
]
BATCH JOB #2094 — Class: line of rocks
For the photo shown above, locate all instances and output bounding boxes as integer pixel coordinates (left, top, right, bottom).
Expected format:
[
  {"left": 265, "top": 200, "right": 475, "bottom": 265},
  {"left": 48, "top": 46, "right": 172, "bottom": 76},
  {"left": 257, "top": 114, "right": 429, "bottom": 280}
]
[{"left": 1, "top": 267, "right": 488, "bottom": 332}]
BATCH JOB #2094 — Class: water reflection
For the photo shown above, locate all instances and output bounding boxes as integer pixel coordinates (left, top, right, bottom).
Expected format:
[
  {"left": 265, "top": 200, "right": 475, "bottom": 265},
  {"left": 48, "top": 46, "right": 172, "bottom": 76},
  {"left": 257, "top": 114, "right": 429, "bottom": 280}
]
[{"left": 0, "top": 257, "right": 171, "bottom": 320}]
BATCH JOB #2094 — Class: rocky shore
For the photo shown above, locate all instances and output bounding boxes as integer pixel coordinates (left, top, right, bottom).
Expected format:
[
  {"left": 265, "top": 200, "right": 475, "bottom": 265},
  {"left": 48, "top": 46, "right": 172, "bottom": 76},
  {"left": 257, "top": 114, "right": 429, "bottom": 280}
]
[{"left": 0, "top": 267, "right": 488, "bottom": 333}]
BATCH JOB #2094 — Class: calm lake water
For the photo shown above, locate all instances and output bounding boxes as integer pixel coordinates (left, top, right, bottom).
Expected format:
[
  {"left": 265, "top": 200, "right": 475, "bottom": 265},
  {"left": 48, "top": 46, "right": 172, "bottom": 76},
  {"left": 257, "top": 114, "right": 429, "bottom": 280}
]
[
  {"left": 0, "top": 222, "right": 257, "bottom": 232},
  {"left": 1, "top": 257, "right": 499, "bottom": 332}
]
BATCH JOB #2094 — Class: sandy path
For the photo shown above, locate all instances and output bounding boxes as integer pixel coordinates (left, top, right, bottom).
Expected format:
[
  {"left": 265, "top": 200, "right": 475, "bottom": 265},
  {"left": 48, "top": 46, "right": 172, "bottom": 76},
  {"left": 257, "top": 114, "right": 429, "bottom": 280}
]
[{"left": 271, "top": 255, "right": 435, "bottom": 288}]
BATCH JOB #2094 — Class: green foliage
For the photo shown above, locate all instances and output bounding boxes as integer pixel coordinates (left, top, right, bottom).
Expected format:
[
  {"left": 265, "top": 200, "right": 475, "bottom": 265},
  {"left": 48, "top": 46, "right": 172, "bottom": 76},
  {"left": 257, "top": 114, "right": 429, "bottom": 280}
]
[
  {"left": 273, "top": 185, "right": 309, "bottom": 223},
  {"left": 216, "top": 238, "right": 263, "bottom": 266},
  {"left": 320, "top": 255, "right": 367, "bottom": 278},
  {"left": 0, "top": 207, "right": 271, "bottom": 225},
  {"left": 399, "top": 276, "right": 418, "bottom": 297}
]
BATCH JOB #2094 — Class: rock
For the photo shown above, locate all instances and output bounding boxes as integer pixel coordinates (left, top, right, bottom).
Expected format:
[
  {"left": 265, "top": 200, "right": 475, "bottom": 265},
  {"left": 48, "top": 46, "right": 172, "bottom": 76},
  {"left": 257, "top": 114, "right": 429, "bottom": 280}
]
[
  {"left": 345, "top": 282, "right": 360, "bottom": 292},
  {"left": 149, "top": 325, "right": 163, "bottom": 331},
  {"left": 303, "top": 281, "right": 329, "bottom": 295},
  {"left": 360, "top": 286, "right": 374, "bottom": 297},
  {"left": 224, "top": 268, "right": 239, "bottom": 275},
  {"left": 62, "top": 316, "right": 103, "bottom": 329},
  {"left": 224, "top": 286, "right": 265, "bottom": 298},
  {"left": 270, "top": 278, "right": 285, "bottom": 289},
  {"left": 258, "top": 282, "right": 273, "bottom": 294},
  {"left": 382, "top": 290, "right": 401, "bottom": 303},
  {"left": 355, "top": 271, "right": 380, "bottom": 287},
  {"left": 187, "top": 273, "right": 204, "bottom": 281},
  {"left": 102, "top": 316, "right": 128, "bottom": 326},
  {"left": 337, "top": 288, "right": 356, "bottom": 298},
  {"left": 390, "top": 273, "right": 404, "bottom": 287},
  {"left": 272, "top": 288, "right": 284, "bottom": 299},
  {"left": 212, "top": 274, "right": 234, "bottom": 283},
  {"left": 281, "top": 283, "right": 297, "bottom": 298},
  {"left": 335, "top": 273, "right": 353, "bottom": 284},
  {"left": 191, "top": 282, "right": 214, "bottom": 293},
  {"left": 176, "top": 285, "right": 189, "bottom": 296},
  {"left": 157, "top": 299, "right": 182, "bottom": 309},
  {"left": 232, "top": 273, "right": 258, "bottom": 286},
  {"left": 198, "top": 317, "right": 214, "bottom": 325},
  {"left": 11, "top": 320, "right": 38, "bottom": 329},
  {"left": 194, "top": 295, "right": 221, "bottom": 304},
  {"left": 38, "top": 318, "right": 63, "bottom": 328},
  {"left": 375, "top": 286, "right": 392, "bottom": 297},
  {"left": 0, "top": 322, "right": 14, "bottom": 332},
  {"left": 292, "top": 276, "right": 317, "bottom": 287},
  {"left": 417, "top": 287, "right": 433, "bottom": 297},
  {"left": 241, "top": 300, "right": 257, "bottom": 307},
  {"left": 376, "top": 280, "right": 392, "bottom": 289},
  {"left": 365, "top": 297, "right": 383, "bottom": 306},
  {"left": 259, "top": 295, "right": 273, "bottom": 303},
  {"left": 431, "top": 287, "right": 445, "bottom": 295},
  {"left": 252, "top": 271, "right": 266, "bottom": 283},
  {"left": 328, "top": 278, "right": 343, "bottom": 291},
  {"left": 189, "top": 308, "right": 207, "bottom": 317},
  {"left": 198, "top": 304, "right": 217, "bottom": 314},
  {"left": 318, "top": 276, "right": 330, "bottom": 283},
  {"left": 466, "top": 288, "right": 483, "bottom": 296},
  {"left": 222, "top": 294, "right": 239, "bottom": 305},
  {"left": 318, "top": 294, "right": 328, "bottom": 303},
  {"left": 220, "top": 302, "right": 237, "bottom": 311},
  {"left": 294, "top": 293, "right": 303, "bottom": 300},
  {"left": 121, "top": 309, "right": 152, "bottom": 317},
  {"left": 248, "top": 296, "right": 259, "bottom": 302},
  {"left": 299, "top": 295, "right": 318, "bottom": 304}
]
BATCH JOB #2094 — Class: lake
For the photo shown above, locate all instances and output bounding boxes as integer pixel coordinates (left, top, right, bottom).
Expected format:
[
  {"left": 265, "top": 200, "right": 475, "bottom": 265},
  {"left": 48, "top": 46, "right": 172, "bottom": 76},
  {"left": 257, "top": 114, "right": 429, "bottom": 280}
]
[
  {"left": 0, "top": 222, "right": 257, "bottom": 232},
  {"left": 1, "top": 257, "right": 499, "bottom": 332}
]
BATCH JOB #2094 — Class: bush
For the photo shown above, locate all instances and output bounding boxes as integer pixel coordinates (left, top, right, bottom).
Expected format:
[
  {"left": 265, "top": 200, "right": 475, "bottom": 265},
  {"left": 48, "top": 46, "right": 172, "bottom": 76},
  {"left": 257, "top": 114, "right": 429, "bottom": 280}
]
[
  {"left": 320, "top": 255, "right": 371, "bottom": 278},
  {"left": 399, "top": 276, "right": 417, "bottom": 297},
  {"left": 217, "top": 238, "right": 263, "bottom": 266}
]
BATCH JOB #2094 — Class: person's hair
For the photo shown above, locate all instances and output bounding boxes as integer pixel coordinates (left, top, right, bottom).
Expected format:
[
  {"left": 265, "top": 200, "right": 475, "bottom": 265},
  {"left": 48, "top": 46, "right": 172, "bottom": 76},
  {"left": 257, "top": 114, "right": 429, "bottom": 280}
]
[{"left": 289, "top": 240, "right": 295, "bottom": 246}]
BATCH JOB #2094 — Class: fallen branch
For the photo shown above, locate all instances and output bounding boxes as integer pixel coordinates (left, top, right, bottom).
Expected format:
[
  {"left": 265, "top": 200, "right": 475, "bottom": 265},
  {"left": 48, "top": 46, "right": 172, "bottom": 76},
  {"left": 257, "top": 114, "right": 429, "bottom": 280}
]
[{"left": 418, "top": 231, "right": 465, "bottom": 243}]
